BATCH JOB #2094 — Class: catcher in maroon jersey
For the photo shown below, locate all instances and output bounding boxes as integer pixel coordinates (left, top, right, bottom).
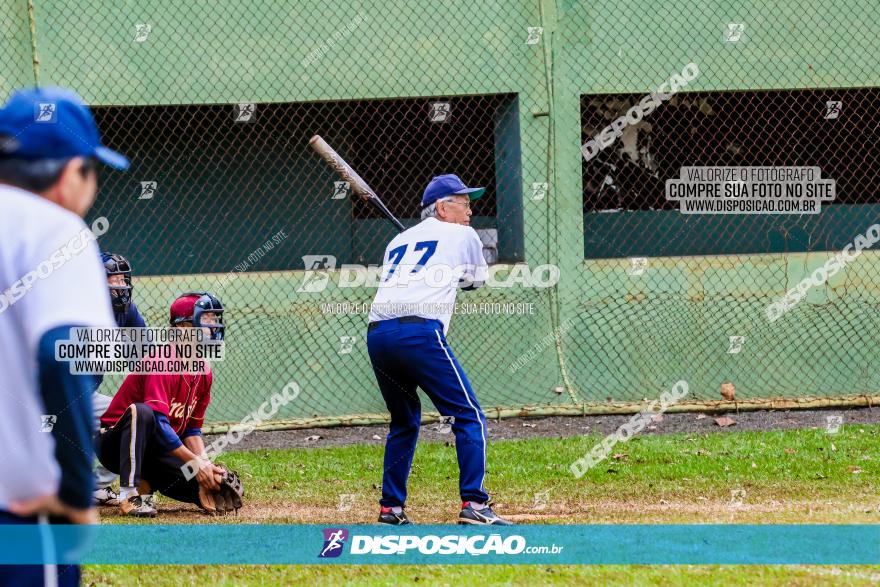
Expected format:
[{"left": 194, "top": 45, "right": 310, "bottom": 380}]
[{"left": 96, "top": 291, "right": 241, "bottom": 516}]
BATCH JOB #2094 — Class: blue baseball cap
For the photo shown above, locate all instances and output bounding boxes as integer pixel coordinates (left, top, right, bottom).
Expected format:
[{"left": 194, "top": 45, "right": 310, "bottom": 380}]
[
  {"left": 420, "top": 174, "right": 485, "bottom": 208},
  {"left": 0, "top": 87, "right": 129, "bottom": 170}
]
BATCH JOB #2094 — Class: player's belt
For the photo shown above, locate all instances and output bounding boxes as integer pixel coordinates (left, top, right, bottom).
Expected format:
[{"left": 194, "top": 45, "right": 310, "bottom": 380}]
[{"left": 368, "top": 316, "right": 428, "bottom": 330}]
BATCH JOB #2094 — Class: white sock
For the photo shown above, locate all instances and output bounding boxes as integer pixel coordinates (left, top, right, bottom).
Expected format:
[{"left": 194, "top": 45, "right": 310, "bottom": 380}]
[
  {"left": 119, "top": 486, "right": 137, "bottom": 501},
  {"left": 390, "top": 506, "right": 403, "bottom": 514},
  {"left": 469, "top": 501, "right": 487, "bottom": 510}
]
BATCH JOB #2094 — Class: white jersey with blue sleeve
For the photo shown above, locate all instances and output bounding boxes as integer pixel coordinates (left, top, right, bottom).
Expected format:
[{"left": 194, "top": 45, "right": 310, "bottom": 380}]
[
  {"left": 368, "top": 217, "right": 487, "bottom": 334},
  {"left": 0, "top": 185, "right": 115, "bottom": 508}
]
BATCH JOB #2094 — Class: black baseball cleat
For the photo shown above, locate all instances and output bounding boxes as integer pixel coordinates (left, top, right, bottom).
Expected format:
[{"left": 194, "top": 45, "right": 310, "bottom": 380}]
[
  {"left": 458, "top": 501, "right": 513, "bottom": 525},
  {"left": 378, "top": 506, "right": 412, "bottom": 525}
]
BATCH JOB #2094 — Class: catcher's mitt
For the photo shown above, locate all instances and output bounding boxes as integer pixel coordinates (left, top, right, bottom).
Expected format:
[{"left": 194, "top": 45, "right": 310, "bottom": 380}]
[{"left": 198, "top": 466, "right": 244, "bottom": 514}]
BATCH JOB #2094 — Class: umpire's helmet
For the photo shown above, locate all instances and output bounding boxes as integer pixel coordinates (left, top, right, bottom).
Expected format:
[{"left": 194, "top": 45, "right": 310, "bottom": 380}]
[
  {"left": 101, "top": 251, "right": 133, "bottom": 312},
  {"left": 170, "top": 291, "right": 225, "bottom": 341}
]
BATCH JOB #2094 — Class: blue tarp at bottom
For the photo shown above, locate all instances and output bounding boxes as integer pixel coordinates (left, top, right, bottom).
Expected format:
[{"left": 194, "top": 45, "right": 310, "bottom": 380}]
[{"left": 0, "top": 524, "right": 876, "bottom": 565}]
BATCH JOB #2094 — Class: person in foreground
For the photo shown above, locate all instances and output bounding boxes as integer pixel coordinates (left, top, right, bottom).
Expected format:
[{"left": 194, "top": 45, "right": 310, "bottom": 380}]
[{"left": 0, "top": 86, "right": 129, "bottom": 587}]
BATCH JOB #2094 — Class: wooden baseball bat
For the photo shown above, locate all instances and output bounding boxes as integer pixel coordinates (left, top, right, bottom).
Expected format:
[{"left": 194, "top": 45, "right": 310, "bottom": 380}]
[{"left": 309, "top": 135, "right": 406, "bottom": 232}]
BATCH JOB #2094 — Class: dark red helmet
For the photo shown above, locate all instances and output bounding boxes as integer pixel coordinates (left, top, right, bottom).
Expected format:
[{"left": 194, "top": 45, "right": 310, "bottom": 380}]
[{"left": 169, "top": 291, "right": 225, "bottom": 340}]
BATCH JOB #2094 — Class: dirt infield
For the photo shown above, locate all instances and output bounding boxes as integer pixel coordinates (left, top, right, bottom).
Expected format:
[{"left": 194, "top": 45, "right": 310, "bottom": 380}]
[
  {"left": 207, "top": 406, "right": 880, "bottom": 452},
  {"left": 98, "top": 495, "right": 880, "bottom": 526}
]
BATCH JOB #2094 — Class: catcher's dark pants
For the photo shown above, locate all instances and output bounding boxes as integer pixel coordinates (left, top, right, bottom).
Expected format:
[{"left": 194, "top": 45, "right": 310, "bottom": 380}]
[
  {"left": 96, "top": 403, "right": 199, "bottom": 504},
  {"left": 367, "top": 317, "right": 490, "bottom": 508}
]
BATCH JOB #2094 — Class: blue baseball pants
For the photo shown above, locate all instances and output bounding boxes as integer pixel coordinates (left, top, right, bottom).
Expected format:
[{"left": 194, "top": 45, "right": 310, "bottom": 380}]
[{"left": 367, "top": 317, "right": 490, "bottom": 508}]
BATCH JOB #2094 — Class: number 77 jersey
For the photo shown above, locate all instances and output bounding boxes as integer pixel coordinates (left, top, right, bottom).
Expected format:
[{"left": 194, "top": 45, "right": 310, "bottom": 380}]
[{"left": 368, "top": 217, "right": 488, "bottom": 334}]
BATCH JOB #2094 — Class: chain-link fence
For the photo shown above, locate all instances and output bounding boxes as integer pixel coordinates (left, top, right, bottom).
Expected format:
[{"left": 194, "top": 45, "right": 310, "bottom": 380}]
[
  {"left": 558, "top": 1, "right": 880, "bottom": 412},
  {"left": 2, "top": 0, "right": 879, "bottom": 428}
]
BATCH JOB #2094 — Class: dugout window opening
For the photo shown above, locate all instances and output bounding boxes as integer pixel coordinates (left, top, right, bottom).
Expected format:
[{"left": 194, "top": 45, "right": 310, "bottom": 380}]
[
  {"left": 580, "top": 87, "right": 880, "bottom": 259},
  {"left": 86, "top": 94, "right": 524, "bottom": 276}
]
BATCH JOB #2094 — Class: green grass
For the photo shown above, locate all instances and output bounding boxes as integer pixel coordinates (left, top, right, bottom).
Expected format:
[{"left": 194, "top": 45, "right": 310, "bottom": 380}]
[
  {"left": 210, "top": 423, "right": 878, "bottom": 522},
  {"left": 84, "top": 423, "right": 880, "bottom": 584}
]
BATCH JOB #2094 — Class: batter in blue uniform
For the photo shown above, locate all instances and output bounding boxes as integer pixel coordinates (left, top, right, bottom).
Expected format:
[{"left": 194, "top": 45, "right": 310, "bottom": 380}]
[{"left": 367, "top": 174, "right": 511, "bottom": 526}]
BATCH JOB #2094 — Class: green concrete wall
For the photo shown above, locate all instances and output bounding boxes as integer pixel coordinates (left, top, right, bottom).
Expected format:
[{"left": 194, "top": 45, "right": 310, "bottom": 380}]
[{"left": 2, "top": 0, "right": 878, "bottom": 424}]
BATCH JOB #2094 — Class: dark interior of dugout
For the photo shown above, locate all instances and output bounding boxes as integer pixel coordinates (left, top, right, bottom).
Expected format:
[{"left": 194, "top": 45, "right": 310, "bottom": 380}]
[
  {"left": 87, "top": 94, "right": 523, "bottom": 276},
  {"left": 581, "top": 87, "right": 880, "bottom": 258}
]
